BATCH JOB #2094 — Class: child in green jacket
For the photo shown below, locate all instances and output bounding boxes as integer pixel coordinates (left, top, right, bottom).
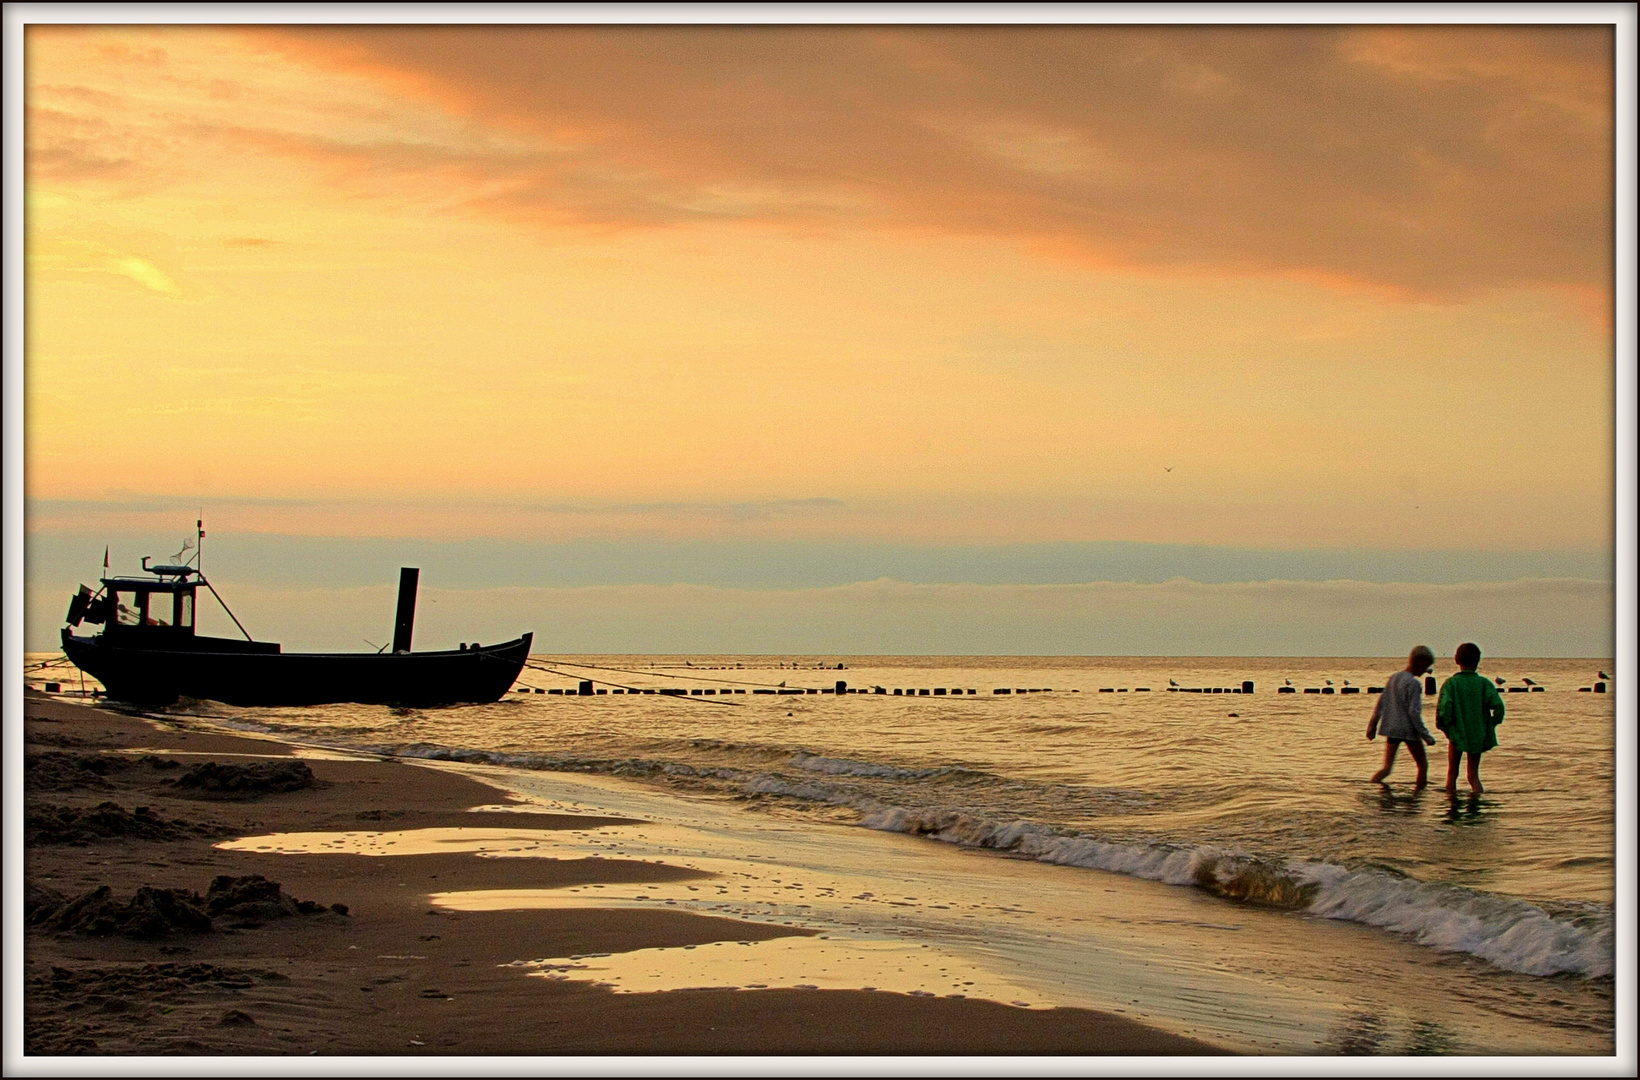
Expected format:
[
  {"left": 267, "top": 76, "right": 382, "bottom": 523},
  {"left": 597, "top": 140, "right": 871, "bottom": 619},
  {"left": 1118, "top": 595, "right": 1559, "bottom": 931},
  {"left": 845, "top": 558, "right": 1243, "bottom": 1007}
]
[{"left": 1436, "top": 642, "right": 1506, "bottom": 794}]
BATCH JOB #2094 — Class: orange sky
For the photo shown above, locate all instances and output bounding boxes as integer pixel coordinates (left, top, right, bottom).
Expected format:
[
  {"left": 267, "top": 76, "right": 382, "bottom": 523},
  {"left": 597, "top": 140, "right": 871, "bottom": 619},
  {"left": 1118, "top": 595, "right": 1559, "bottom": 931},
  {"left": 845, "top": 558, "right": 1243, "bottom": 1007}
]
[{"left": 24, "top": 23, "right": 1617, "bottom": 549}]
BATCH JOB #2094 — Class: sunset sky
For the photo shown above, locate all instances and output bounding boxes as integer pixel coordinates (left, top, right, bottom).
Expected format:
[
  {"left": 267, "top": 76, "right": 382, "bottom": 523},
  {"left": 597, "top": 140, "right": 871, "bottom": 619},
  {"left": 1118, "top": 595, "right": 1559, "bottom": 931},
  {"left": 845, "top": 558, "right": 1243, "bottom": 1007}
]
[{"left": 17, "top": 17, "right": 1626, "bottom": 655}]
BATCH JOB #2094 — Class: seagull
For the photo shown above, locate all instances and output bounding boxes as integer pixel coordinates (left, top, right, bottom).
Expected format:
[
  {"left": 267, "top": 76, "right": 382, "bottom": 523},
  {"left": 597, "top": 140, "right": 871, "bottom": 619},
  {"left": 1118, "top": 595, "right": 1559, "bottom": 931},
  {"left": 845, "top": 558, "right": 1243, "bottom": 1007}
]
[
  {"left": 1325, "top": 679, "right": 1333, "bottom": 686},
  {"left": 1283, "top": 678, "right": 1292, "bottom": 687},
  {"left": 1599, "top": 671, "right": 1610, "bottom": 680},
  {"left": 1495, "top": 676, "right": 1506, "bottom": 686},
  {"left": 1169, "top": 679, "right": 1180, "bottom": 687},
  {"left": 1343, "top": 679, "right": 1351, "bottom": 687},
  {"left": 1523, "top": 678, "right": 1537, "bottom": 686},
  {"left": 1163, "top": 467, "right": 1174, "bottom": 473}
]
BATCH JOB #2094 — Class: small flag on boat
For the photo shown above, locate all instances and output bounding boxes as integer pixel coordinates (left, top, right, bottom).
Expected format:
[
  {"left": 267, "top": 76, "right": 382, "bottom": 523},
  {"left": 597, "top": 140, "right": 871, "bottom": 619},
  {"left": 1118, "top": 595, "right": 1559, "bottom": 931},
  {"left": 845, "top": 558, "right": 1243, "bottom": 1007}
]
[{"left": 103, "top": 547, "right": 109, "bottom": 570}]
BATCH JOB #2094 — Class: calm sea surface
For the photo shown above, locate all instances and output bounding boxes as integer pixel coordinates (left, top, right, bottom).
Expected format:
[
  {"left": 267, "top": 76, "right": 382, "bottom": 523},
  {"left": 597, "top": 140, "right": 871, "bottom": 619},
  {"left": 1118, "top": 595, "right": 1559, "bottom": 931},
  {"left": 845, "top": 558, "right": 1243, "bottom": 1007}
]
[{"left": 29, "top": 653, "right": 1619, "bottom": 1053}]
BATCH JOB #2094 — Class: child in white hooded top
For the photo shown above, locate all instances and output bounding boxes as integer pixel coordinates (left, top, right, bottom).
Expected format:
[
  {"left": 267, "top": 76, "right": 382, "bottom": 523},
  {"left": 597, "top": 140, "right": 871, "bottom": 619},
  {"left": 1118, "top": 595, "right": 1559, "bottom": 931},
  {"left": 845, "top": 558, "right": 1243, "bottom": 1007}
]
[{"left": 1368, "top": 645, "right": 1438, "bottom": 788}]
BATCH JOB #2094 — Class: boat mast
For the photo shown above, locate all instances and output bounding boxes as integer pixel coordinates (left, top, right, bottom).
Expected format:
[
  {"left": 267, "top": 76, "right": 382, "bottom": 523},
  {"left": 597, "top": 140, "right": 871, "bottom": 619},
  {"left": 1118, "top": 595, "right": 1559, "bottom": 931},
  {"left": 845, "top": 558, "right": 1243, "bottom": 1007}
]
[{"left": 193, "top": 514, "right": 254, "bottom": 642}]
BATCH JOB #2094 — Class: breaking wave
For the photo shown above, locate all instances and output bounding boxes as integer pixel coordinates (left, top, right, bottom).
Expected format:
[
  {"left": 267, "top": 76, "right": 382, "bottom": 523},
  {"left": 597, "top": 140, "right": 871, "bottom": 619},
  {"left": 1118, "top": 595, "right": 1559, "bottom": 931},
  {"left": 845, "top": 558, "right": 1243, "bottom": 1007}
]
[{"left": 858, "top": 805, "right": 1613, "bottom": 979}]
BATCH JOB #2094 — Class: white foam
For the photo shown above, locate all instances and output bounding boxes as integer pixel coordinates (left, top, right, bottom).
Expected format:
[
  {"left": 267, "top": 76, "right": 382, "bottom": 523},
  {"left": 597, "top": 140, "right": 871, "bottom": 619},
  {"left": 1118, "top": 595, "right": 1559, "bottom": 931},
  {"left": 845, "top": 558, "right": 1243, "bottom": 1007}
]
[
  {"left": 858, "top": 803, "right": 1613, "bottom": 979},
  {"left": 1295, "top": 861, "right": 1613, "bottom": 978}
]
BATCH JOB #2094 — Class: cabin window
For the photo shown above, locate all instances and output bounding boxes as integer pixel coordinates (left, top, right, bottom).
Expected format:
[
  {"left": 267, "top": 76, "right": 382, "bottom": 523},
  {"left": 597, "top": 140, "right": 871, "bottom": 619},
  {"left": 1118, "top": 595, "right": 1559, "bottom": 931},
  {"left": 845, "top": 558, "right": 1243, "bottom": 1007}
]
[
  {"left": 142, "top": 592, "right": 172, "bottom": 627},
  {"left": 115, "top": 593, "right": 141, "bottom": 626},
  {"left": 178, "top": 592, "right": 194, "bottom": 629}
]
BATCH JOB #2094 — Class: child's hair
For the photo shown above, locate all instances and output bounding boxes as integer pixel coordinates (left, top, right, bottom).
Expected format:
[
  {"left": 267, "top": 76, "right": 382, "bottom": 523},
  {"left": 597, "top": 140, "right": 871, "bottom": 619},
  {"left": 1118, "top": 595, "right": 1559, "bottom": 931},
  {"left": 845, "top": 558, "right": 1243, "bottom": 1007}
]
[
  {"left": 1410, "top": 645, "right": 1434, "bottom": 668},
  {"left": 1455, "top": 642, "right": 1482, "bottom": 669}
]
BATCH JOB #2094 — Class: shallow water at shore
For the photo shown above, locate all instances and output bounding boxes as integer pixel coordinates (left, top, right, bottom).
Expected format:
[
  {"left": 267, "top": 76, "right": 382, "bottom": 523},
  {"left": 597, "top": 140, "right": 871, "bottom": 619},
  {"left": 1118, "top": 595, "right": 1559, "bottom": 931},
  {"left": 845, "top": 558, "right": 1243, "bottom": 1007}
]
[
  {"left": 224, "top": 760, "right": 1615, "bottom": 1053},
  {"left": 29, "top": 653, "right": 1618, "bottom": 1051}
]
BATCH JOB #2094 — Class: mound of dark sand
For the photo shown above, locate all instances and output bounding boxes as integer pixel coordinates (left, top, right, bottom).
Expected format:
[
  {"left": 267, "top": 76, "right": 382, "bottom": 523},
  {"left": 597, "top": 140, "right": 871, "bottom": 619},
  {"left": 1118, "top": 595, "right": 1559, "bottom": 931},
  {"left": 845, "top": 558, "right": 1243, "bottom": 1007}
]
[
  {"left": 25, "top": 751, "right": 127, "bottom": 790},
  {"left": 36, "top": 885, "right": 215, "bottom": 939},
  {"left": 204, "top": 874, "right": 348, "bottom": 924},
  {"left": 25, "top": 801, "right": 226, "bottom": 845},
  {"left": 29, "top": 875, "right": 346, "bottom": 938},
  {"left": 27, "top": 881, "right": 69, "bottom": 923},
  {"left": 172, "top": 760, "right": 314, "bottom": 797}
]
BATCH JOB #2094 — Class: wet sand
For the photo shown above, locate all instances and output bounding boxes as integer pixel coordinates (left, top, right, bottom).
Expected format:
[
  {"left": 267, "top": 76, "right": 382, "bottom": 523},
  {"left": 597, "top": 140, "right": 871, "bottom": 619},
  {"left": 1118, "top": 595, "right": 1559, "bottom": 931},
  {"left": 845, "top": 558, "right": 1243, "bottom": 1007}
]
[{"left": 19, "top": 692, "right": 1223, "bottom": 1056}]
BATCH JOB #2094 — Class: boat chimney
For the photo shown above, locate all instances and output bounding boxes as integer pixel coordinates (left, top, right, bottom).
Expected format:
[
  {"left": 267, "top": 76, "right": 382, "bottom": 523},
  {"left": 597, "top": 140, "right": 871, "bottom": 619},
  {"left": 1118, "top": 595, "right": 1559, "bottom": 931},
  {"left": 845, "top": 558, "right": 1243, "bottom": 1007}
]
[{"left": 392, "top": 567, "right": 419, "bottom": 653}]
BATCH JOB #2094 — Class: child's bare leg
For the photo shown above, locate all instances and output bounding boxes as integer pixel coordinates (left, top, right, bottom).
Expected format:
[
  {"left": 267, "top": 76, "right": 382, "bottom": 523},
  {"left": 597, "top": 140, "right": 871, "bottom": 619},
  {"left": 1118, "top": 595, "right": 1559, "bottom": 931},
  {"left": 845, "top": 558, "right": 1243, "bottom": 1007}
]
[
  {"left": 1466, "top": 752, "right": 1484, "bottom": 794},
  {"left": 1445, "top": 743, "right": 1461, "bottom": 793},
  {"left": 1407, "top": 740, "right": 1429, "bottom": 788},
  {"left": 1371, "top": 740, "right": 1399, "bottom": 783}
]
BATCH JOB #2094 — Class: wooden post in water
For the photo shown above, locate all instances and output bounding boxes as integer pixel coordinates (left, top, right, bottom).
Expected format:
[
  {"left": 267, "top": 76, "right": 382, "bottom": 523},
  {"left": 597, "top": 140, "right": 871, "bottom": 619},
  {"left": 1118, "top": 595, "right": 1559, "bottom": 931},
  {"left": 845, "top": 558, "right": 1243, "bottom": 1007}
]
[{"left": 392, "top": 568, "right": 419, "bottom": 654}]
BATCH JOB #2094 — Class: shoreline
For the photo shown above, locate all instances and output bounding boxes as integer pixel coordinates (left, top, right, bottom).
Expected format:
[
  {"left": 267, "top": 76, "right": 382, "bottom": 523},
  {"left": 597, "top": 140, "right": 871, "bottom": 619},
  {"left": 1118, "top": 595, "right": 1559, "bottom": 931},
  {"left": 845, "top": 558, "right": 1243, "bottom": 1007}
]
[{"left": 18, "top": 691, "right": 1225, "bottom": 1057}]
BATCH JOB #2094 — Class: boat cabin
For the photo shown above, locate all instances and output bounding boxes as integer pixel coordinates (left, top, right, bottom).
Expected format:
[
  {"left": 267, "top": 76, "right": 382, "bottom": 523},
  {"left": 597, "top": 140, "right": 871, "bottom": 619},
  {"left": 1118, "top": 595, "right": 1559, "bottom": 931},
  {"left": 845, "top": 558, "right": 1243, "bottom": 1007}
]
[
  {"left": 65, "top": 557, "right": 281, "bottom": 655},
  {"left": 100, "top": 563, "right": 199, "bottom": 643}
]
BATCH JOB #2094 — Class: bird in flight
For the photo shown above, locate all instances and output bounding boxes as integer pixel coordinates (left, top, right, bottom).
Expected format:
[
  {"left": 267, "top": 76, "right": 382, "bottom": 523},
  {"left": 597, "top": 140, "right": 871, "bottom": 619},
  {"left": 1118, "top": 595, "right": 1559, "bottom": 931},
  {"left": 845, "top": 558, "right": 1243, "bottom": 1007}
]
[{"left": 1163, "top": 466, "right": 1174, "bottom": 473}]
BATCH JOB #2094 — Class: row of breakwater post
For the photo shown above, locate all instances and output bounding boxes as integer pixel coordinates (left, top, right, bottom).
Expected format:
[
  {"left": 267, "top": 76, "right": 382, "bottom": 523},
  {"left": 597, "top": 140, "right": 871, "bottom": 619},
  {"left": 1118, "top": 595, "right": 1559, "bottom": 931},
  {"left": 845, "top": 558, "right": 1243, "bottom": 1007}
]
[
  {"left": 21, "top": 650, "right": 1599, "bottom": 701},
  {"left": 510, "top": 671, "right": 1607, "bottom": 698},
  {"left": 1167, "top": 681, "right": 1257, "bottom": 695},
  {"left": 509, "top": 678, "right": 1220, "bottom": 697}
]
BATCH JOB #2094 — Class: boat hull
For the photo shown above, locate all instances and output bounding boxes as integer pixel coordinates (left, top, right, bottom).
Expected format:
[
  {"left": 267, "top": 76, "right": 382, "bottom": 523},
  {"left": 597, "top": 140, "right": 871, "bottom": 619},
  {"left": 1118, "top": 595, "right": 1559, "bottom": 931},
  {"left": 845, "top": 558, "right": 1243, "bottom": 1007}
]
[{"left": 62, "top": 629, "right": 533, "bottom": 708}]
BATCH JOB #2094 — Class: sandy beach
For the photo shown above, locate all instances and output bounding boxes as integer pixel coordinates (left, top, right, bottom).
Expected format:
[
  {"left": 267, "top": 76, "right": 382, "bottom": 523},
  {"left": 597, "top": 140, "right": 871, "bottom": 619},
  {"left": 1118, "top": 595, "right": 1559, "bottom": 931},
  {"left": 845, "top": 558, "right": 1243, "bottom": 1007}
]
[{"left": 19, "top": 690, "right": 1223, "bottom": 1057}]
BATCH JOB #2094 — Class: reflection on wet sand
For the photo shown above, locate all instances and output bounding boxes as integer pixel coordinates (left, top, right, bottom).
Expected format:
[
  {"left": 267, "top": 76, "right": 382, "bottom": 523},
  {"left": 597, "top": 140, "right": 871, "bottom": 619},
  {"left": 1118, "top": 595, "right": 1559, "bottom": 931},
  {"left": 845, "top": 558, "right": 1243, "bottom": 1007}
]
[
  {"left": 218, "top": 827, "right": 616, "bottom": 858},
  {"left": 502, "top": 934, "right": 1048, "bottom": 1006}
]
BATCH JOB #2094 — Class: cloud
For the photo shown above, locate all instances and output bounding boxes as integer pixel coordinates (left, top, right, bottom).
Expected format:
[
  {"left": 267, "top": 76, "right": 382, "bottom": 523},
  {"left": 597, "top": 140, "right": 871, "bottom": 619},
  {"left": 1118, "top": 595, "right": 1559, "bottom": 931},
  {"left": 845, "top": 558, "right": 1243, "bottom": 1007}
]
[
  {"left": 224, "top": 24, "right": 1613, "bottom": 300},
  {"left": 105, "top": 255, "right": 181, "bottom": 296},
  {"left": 25, "top": 25, "right": 1613, "bottom": 301}
]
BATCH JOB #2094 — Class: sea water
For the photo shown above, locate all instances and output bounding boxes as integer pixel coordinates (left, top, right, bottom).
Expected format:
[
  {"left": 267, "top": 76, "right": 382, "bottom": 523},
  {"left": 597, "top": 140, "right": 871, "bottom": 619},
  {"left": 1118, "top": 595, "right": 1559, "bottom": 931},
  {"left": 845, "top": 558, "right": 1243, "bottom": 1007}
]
[{"left": 32, "top": 654, "right": 1620, "bottom": 1054}]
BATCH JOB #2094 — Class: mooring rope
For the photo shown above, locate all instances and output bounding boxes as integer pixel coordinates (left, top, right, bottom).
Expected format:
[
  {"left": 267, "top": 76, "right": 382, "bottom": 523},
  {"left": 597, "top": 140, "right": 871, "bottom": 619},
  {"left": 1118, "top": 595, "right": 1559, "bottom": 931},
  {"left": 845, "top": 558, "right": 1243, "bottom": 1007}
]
[
  {"left": 538, "top": 658, "right": 807, "bottom": 690},
  {"left": 520, "top": 658, "right": 742, "bottom": 706}
]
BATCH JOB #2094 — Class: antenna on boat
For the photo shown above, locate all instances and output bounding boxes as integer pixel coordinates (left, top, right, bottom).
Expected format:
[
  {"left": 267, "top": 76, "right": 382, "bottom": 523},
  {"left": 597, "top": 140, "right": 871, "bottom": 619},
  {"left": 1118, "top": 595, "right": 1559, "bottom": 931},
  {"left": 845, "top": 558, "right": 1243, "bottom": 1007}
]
[{"left": 190, "top": 515, "right": 254, "bottom": 643}]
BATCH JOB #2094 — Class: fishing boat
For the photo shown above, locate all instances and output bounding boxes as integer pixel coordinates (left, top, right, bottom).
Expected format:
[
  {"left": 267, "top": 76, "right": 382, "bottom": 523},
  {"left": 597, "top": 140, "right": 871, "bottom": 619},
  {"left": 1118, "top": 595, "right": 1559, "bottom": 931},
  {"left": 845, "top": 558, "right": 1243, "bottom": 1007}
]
[{"left": 60, "top": 523, "right": 531, "bottom": 707}]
